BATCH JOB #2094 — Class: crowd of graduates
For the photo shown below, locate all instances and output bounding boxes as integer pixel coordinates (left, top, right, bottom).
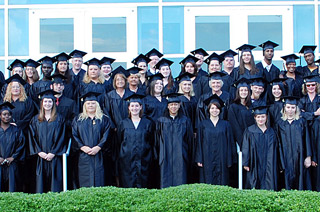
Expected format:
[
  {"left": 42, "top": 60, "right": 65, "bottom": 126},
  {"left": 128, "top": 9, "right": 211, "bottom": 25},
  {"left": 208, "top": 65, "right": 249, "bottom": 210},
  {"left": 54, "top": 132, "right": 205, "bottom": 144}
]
[{"left": 1, "top": 40, "right": 320, "bottom": 193}]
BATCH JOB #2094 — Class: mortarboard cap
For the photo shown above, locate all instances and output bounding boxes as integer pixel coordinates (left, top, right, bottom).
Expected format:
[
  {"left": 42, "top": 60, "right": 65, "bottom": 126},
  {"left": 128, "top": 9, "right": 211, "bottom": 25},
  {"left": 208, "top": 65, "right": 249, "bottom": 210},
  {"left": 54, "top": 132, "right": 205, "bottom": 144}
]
[
  {"left": 236, "top": 44, "right": 256, "bottom": 52},
  {"left": 80, "top": 91, "right": 101, "bottom": 102},
  {"left": 147, "top": 72, "right": 164, "bottom": 83},
  {"left": 154, "top": 58, "right": 174, "bottom": 70},
  {"left": 145, "top": 48, "right": 163, "bottom": 58},
  {"left": 124, "top": 93, "right": 145, "bottom": 104},
  {"left": 100, "top": 57, "right": 115, "bottom": 66},
  {"left": 111, "top": 65, "right": 130, "bottom": 78},
  {"left": 53, "top": 52, "right": 71, "bottom": 62},
  {"left": 69, "top": 49, "right": 87, "bottom": 58},
  {"left": 25, "top": 59, "right": 40, "bottom": 68},
  {"left": 190, "top": 48, "right": 208, "bottom": 56},
  {"left": 250, "top": 76, "right": 267, "bottom": 87},
  {"left": 303, "top": 74, "right": 319, "bottom": 83},
  {"left": 281, "top": 54, "right": 299, "bottom": 64},
  {"left": 282, "top": 96, "right": 299, "bottom": 105},
  {"left": 131, "top": 54, "right": 151, "bottom": 65},
  {"left": 5, "top": 74, "right": 26, "bottom": 86},
  {"left": 38, "top": 56, "right": 56, "bottom": 65},
  {"left": 0, "top": 102, "right": 15, "bottom": 114},
  {"left": 49, "top": 73, "right": 67, "bottom": 84},
  {"left": 220, "top": 49, "right": 238, "bottom": 58},
  {"left": 251, "top": 101, "right": 268, "bottom": 115},
  {"left": 7, "top": 59, "right": 25, "bottom": 71},
  {"left": 203, "top": 94, "right": 225, "bottom": 107},
  {"left": 84, "top": 58, "right": 101, "bottom": 67},
  {"left": 175, "top": 72, "right": 195, "bottom": 83},
  {"left": 164, "top": 92, "right": 182, "bottom": 103},
  {"left": 209, "top": 71, "right": 227, "bottom": 80},
  {"left": 179, "top": 55, "right": 199, "bottom": 65},
  {"left": 38, "top": 89, "right": 59, "bottom": 100},
  {"left": 204, "top": 52, "right": 224, "bottom": 64},
  {"left": 299, "top": 45, "right": 317, "bottom": 54},
  {"left": 233, "top": 77, "right": 251, "bottom": 89},
  {"left": 259, "top": 40, "right": 279, "bottom": 51},
  {"left": 127, "top": 67, "right": 143, "bottom": 75},
  {"left": 270, "top": 77, "right": 287, "bottom": 86}
]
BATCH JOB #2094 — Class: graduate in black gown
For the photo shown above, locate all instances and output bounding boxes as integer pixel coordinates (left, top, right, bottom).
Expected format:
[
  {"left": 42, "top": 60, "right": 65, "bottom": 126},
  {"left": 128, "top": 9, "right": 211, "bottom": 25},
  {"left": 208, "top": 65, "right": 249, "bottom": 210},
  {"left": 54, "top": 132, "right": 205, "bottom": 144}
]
[
  {"left": 221, "top": 49, "right": 238, "bottom": 97},
  {"left": 72, "top": 92, "right": 111, "bottom": 188},
  {"left": 143, "top": 73, "right": 168, "bottom": 122},
  {"left": 131, "top": 54, "right": 150, "bottom": 92},
  {"left": 53, "top": 52, "right": 75, "bottom": 100},
  {"left": 280, "top": 54, "right": 303, "bottom": 98},
  {"left": 155, "top": 58, "right": 177, "bottom": 95},
  {"left": 296, "top": 45, "right": 318, "bottom": 77},
  {"left": 145, "top": 48, "right": 163, "bottom": 76},
  {"left": 69, "top": 49, "right": 87, "bottom": 91},
  {"left": 179, "top": 55, "right": 202, "bottom": 98},
  {"left": 155, "top": 93, "right": 193, "bottom": 188},
  {"left": 23, "top": 59, "right": 40, "bottom": 96},
  {"left": 268, "top": 78, "right": 286, "bottom": 127},
  {"left": 249, "top": 77, "right": 268, "bottom": 104},
  {"left": 310, "top": 116, "right": 320, "bottom": 191},
  {"left": 126, "top": 67, "right": 146, "bottom": 95},
  {"left": 234, "top": 44, "right": 264, "bottom": 81},
  {"left": 101, "top": 57, "right": 116, "bottom": 92},
  {"left": 195, "top": 94, "right": 236, "bottom": 186},
  {"left": 117, "top": 93, "right": 154, "bottom": 188},
  {"left": 0, "top": 102, "right": 25, "bottom": 192},
  {"left": 276, "top": 96, "right": 312, "bottom": 190},
  {"left": 30, "top": 56, "right": 55, "bottom": 106},
  {"left": 29, "top": 90, "right": 66, "bottom": 193},
  {"left": 228, "top": 78, "right": 254, "bottom": 149},
  {"left": 190, "top": 48, "right": 209, "bottom": 78},
  {"left": 242, "top": 102, "right": 279, "bottom": 190}
]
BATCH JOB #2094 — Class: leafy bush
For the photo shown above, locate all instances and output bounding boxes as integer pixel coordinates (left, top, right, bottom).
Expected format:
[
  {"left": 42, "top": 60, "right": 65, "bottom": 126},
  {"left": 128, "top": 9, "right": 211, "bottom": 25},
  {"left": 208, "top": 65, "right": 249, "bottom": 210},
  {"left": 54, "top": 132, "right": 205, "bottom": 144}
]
[{"left": 0, "top": 184, "right": 319, "bottom": 211}]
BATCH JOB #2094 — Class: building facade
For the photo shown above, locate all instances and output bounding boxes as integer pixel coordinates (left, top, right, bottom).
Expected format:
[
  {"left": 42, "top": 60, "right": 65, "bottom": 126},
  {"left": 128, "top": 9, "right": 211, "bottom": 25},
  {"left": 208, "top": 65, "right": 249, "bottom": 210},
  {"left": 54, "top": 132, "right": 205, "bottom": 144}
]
[{"left": 0, "top": 0, "right": 319, "bottom": 77}]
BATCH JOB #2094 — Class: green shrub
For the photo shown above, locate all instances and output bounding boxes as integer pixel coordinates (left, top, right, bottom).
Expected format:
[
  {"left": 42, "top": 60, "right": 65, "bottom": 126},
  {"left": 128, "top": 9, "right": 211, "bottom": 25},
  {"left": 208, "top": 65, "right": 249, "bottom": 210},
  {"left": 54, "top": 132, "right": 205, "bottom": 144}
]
[{"left": 0, "top": 184, "right": 319, "bottom": 211}]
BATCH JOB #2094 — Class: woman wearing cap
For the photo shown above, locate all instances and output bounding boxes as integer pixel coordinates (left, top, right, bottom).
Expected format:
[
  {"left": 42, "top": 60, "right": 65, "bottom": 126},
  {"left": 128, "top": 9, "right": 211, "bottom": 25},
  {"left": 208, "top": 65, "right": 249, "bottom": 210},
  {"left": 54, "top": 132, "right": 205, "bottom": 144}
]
[
  {"left": 132, "top": 54, "right": 150, "bottom": 92},
  {"left": 268, "top": 78, "right": 286, "bottom": 126},
  {"left": 28, "top": 90, "right": 66, "bottom": 193},
  {"left": 156, "top": 58, "right": 176, "bottom": 95},
  {"left": 155, "top": 93, "right": 193, "bottom": 188},
  {"left": 298, "top": 75, "right": 320, "bottom": 122},
  {"left": 53, "top": 52, "right": 74, "bottom": 100},
  {"left": 242, "top": 102, "right": 279, "bottom": 190},
  {"left": 0, "top": 102, "right": 25, "bottom": 192},
  {"left": 228, "top": 78, "right": 254, "bottom": 149},
  {"left": 234, "top": 44, "right": 263, "bottom": 81},
  {"left": 117, "top": 93, "right": 154, "bottom": 188},
  {"left": 100, "top": 57, "right": 116, "bottom": 92},
  {"left": 72, "top": 92, "right": 111, "bottom": 188},
  {"left": 195, "top": 94, "right": 236, "bottom": 186},
  {"left": 276, "top": 97, "right": 312, "bottom": 190},
  {"left": 23, "top": 59, "right": 40, "bottom": 95}
]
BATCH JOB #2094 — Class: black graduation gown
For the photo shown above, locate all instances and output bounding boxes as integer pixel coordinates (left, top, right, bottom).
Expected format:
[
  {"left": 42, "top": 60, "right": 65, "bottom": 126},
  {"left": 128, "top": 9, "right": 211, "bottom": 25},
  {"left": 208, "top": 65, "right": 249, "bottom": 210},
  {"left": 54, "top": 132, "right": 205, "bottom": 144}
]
[
  {"left": 155, "top": 113, "right": 193, "bottom": 188},
  {"left": 190, "top": 74, "right": 202, "bottom": 99},
  {"left": 296, "top": 65, "right": 319, "bottom": 78},
  {"left": 256, "top": 62, "right": 280, "bottom": 83},
  {"left": 242, "top": 125, "right": 278, "bottom": 190},
  {"left": 178, "top": 95, "right": 197, "bottom": 131},
  {"left": 56, "top": 95, "right": 78, "bottom": 136},
  {"left": 196, "top": 91, "right": 231, "bottom": 128},
  {"left": 0, "top": 125, "right": 25, "bottom": 192},
  {"left": 227, "top": 103, "right": 255, "bottom": 149},
  {"left": 282, "top": 74, "right": 304, "bottom": 98},
  {"left": 197, "top": 68, "right": 208, "bottom": 78},
  {"left": 29, "top": 114, "right": 66, "bottom": 193},
  {"left": 233, "top": 66, "right": 264, "bottom": 81},
  {"left": 195, "top": 119, "right": 236, "bottom": 185},
  {"left": 70, "top": 68, "right": 86, "bottom": 89},
  {"left": 298, "top": 94, "right": 320, "bottom": 121},
  {"left": 117, "top": 117, "right": 154, "bottom": 188},
  {"left": 268, "top": 100, "right": 284, "bottom": 127},
  {"left": 310, "top": 117, "right": 320, "bottom": 191},
  {"left": 143, "top": 95, "right": 168, "bottom": 123},
  {"left": 276, "top": 118, "right": 312, "bottom": 190},
  {"left": 72, "top": 115, "right": 111, "bottom": 188},
  {"left": 163, "top": 83, "right": 177, "bottom": 96},
  {"left": 29, "top": 79, "right": 52, "bottom": 106},
  {"left": 0, "top": 71, "right": 5, "bottom": 91}
]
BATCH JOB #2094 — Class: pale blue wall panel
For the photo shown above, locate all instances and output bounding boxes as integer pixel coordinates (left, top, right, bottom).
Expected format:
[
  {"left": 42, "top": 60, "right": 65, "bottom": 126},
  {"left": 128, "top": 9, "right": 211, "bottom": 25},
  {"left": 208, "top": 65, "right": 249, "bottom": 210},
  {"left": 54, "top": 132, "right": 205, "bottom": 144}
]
[{"left": 0, "top": 10, "right": 4, "bottom": 57}]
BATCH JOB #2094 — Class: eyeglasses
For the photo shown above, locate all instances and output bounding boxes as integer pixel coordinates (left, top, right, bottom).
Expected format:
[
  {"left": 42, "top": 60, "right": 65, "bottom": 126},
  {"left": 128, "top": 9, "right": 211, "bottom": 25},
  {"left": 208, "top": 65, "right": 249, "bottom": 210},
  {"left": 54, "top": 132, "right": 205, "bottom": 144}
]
[{"left": 306, "top": 84, "right": 316, "bottom": 87}]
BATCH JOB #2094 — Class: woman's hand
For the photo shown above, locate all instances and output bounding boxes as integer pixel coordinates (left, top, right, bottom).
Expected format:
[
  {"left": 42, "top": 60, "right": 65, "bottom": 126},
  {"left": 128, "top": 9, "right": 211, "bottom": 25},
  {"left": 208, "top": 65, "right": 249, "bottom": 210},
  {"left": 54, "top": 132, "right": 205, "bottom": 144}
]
[
  {"left": 88, "top": 146, "right": 101, "bottom": 156},
  {"left": 46, "top": 153, "right": 55, "bottom": 161},
  {"left": 197, "top": 162, "right": 203, "bottom": 167},
  {"left": 244, "top": 166, "right": 250, "bottom": 171},
  {"left": 38, "top": 152, "right": 48, "bottom": 159},
  {"left": 304, "top": 156, "right": 311, "bottom": 168},
  {"left": 80, "top": 146, "right": 91, "bottom": 154}
]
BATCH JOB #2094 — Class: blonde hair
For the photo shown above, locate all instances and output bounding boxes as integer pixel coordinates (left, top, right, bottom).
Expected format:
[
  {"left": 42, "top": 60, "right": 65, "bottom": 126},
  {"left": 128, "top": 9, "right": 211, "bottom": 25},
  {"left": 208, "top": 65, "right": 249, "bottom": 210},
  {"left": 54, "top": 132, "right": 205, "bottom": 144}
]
[
  {"left": 78, "top": 101, "right": 104, "bottom": 121},
  {"left": 23, "top": 67, "right": 40, "bottom": 83},
  {"left": 302, "top": 82, "right": 320, "bottom": 95},
  {"left": 38, "top": 98, "right": 57, "bottom": 123},
  {"left": 113, "top": 73, "right": 127, "bottom": 90},
  {"left": 83, "top": 66, "right": 105, "bottom": 84},
  {"left": 178, "top": 81, "right": 195, "bottom": 96},
  {"left": 4, "top": 82, "right": 27, "bottom": 102},
  {"left": 281, "top": 104, "right": 301, "bottom": 121}
]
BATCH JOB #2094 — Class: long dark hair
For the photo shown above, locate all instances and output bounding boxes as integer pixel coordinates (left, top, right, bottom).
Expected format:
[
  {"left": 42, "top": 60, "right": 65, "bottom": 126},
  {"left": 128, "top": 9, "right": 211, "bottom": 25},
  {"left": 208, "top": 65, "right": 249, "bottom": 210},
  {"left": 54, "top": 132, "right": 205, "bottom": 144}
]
[
  {"left": 181, "top": 61, "right": 198, "bottom": 77},
  {"left": 239, "top": 51, "right": 259, "bottom": 75},
  {"left": 233, "top": 86, "right": 252, "bottom": 107},
  {"left": 54, "top": 61, "right": 72, "bottom": 84}
]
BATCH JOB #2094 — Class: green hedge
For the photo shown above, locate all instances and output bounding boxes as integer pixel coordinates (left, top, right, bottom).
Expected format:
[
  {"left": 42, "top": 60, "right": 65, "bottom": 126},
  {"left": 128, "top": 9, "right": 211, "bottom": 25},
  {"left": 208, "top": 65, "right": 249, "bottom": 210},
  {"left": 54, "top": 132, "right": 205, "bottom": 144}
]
[{"left": 0, "top": 184, "right": 319, "bottom": 211}]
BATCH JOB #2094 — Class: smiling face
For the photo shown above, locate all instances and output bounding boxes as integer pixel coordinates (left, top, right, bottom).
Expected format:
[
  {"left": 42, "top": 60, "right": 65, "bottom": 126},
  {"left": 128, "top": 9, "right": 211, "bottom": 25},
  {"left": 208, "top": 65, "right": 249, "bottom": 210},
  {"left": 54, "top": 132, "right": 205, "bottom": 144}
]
[
  {"left": 85, "top": 101, "right": 97, "bottom": 114},
  {"left": 242, "top": 52, "right": 252, "bottom": 64},
  {"left": 12, "top": 67, "right": 23, "bottom": 77},
  {"left": 210, "top": 79, "right": 222, "bottom": 92},
  {"left": 115, "top": 74, "right": 126, "bottom": 89},
  {"left": 223, "top": 57, "right": 235, "bottom": 70},
  {"left": 208, "top": 60, "right": 221, "bottom": 73},
  {"left": 88, "top": 65, "right": 100, "bottom": 80},
  {"left": 101, "top": 64, "right": 112, "bottom": 78},
  {"left": 185, "top": 62, "right": 195, "bottom": 74},
  {"left": 154, "top": 80, "right": 163, "bottom": 94},
  {"left": 159, "top": 65, "right": 171, "bottom": 78},
  {"left": 180, "top": 81, "right": 192, "bottom": 94},
  {"left": 304, "top": 52, "right": 315, "bottom": 66},
  {"left": 255, "top": 114, "right": 267, "bottom": 127},
  {"left": 42, "top": 98, "right": 54, "bottom": 111},
  {"left": 239, "top": 87, "right": 249, "bottom": 99},
  {"left": 286, "top": 62, "right": 296, "bottom": 73},
  {"left": 11, "top": 81, "right": 21, "bottom": 96},
  {"left": 306, "top": 82, "right": 317, "bottom": 94},
  {"left": 168, "top": 102, "right": 180, "bottom": 116},
  {"left": 251, "top": 85, "right": 264, "bottom": 99},
  {"left": 272, "top": 84, "right": 282, "bottom": 99},
  {"left": 57, "top": 61, "right": 68, "bottom": 74},
  {"left": 128, "top": 102, "right": 142, "bottom": 117},
  {"left": 264, "top": 49, "right": 274, "bottom": 61},
  {"left": 0, "top": 110, "right": 12, "bottom": 124},
  {"left": 209, "top": 103, "right": 220, "bottom": 118},
  {"left": 128, "top": 74, "right": 140, "bottom": 87},
  {"left": 72, "top": 57, "right": 83, "bottom": 71}
]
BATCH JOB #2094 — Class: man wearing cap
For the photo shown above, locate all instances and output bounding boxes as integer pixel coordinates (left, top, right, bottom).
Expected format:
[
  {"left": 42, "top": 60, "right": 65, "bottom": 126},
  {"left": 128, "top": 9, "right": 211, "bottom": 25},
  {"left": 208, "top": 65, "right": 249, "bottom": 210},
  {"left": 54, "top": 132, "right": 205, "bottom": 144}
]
[
  {"left": 69, "top": 49, "right": 87, "bottom": 88},
  {"left": 190, "top": 48, "right": 209, "bottom": 77},
  {"left": 145, "top": 48, "right": 163, "bottom": 76},
  {"left": 155, "top": 93, "right": 193, "bottom": 188},
  {"left": 297, "top": 45, "right": 318, "bottom": 77},
  {"left": 126, "top": 67, "right": 146, "bottom": 95},
  {"left": 29, "top": 56, "right": 55, "bottom": 106},
  {"left": 256, "top": 40, "right": 281, "bottom": 83}
]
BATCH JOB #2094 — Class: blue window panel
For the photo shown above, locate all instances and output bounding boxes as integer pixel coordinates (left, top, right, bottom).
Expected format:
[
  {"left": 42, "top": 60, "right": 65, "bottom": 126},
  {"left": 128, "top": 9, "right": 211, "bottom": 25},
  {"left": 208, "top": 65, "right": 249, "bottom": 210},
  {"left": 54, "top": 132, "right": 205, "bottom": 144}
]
[
  {"left": 92, "top": 17, "right": 126, "bottom": 52},
  {"left": 138, "top": 6, "right": 159, "bottom": 54},
  {"left": 113, "top": 62, "right": 127, "bottom": 70},
  {"left": 196, "top": 16, "right": 229, "bottom": 51},
  {"left": 319, "top": 6, "right": 320, "bottom": 53},
  {"left": 163, "top": 0, "right": 310, "bottom": 2},
  {"left": 0, "top": 0, "right": 3, "bottom": 5},
  {"left": 0, "top": 10, "right": 4, "bottom": 57},
  {"left": 0, "top": 61, "right": 4, "bottom": 75},
  {"left": 163, "top": 6, "right": 184, "bottom": 54},
  {"left": 293, "top": 5, "right": 315, "bottom": 52},
  {"left": 8, "top": 9, "right": 29, "bottom": 56},
  {"left": 40, "top": 18, "right": 74, "bottom": 53},
  {"left": 9, "top": 0, "right": 157, "bottom": 4},
  {"left": 248, "top": 15, "right": 282, "bottom": 50},
  {"left": 167, "top": 57, "right": 183, "bottom": 78}
]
